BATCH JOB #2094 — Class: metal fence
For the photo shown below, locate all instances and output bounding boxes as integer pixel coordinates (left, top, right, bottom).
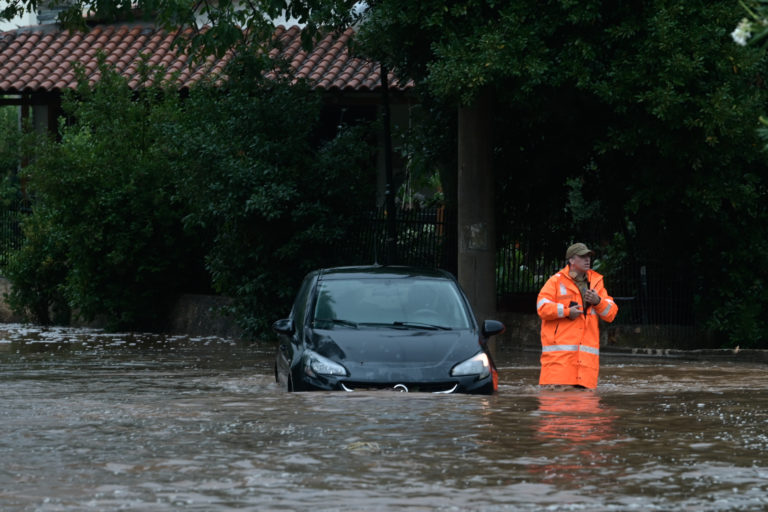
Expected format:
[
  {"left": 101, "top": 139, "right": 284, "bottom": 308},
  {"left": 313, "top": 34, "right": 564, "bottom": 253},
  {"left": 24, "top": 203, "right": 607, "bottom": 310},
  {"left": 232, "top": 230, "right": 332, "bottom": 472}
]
[
  {"left": 344, "top": 212, "right": 697, "bottom": 330},
  {"left": 338, "top": 207, "right": 458, "bottom": 272},
  {"left": 0, "top": 202, "right": 699, "bottom": 337},
  {"left": 496, "top": 232, "right": 699, "bottom": 340},
  {"left": 0, "top": 201, "right": 27, "bottom": 271}
]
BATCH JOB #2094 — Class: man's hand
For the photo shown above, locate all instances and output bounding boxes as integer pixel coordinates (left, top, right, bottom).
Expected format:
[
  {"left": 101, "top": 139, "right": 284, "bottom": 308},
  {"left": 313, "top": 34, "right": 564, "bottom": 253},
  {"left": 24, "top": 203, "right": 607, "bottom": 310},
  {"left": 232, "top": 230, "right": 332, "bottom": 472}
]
[
  {"left": 584, "top": 289, "right": 601, "bottom": 305},
  {"left": 568, "top": 304, "right": 582, "bottom": 319}
]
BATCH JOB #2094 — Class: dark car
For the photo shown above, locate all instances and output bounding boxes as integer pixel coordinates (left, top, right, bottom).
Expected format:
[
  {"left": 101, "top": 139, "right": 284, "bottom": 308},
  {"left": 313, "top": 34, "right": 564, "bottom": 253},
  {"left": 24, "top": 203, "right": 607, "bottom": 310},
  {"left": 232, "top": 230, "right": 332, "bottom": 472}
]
[{"left": 272, "top": 265, "right": 505, "bottom": 394}]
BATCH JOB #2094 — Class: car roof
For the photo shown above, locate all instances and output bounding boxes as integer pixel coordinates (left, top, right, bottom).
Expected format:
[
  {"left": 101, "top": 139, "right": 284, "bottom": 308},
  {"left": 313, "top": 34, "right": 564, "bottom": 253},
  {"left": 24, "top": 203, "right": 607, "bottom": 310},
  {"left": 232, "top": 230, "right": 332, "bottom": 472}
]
[{"left": 315, "top": 265, "right": 456, "bottom": 281}]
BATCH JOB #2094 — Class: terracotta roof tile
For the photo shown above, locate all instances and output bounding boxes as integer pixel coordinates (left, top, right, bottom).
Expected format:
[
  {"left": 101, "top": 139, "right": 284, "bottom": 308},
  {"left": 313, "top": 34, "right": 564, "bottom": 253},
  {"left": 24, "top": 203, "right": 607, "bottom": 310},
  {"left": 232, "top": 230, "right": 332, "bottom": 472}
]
[{"left": 0, "top": 23, "right": 413, "bottom": 93}]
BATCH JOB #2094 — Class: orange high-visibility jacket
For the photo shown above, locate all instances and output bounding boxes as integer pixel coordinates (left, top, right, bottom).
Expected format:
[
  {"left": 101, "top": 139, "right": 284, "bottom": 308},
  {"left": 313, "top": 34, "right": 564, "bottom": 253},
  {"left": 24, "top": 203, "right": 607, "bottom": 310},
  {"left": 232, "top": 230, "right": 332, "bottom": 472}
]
[{"left": 536, "top": 266, "right": 618, "bottom": 388}]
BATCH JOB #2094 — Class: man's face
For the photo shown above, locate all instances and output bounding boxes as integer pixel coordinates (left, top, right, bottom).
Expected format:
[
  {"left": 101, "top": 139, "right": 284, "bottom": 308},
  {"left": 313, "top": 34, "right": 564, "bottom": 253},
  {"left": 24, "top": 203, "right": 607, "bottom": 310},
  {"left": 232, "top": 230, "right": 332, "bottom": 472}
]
[{"left": 569, "top": 254, "right": 591, "bottom": 273}]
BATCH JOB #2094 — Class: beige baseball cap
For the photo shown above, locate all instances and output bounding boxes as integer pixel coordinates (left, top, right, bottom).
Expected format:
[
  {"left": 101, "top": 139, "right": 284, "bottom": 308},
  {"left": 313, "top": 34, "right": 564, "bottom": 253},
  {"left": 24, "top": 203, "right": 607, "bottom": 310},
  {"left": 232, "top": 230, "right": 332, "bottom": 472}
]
[{"left": 566, "top": 242, "right": 594, "bottom": 259}]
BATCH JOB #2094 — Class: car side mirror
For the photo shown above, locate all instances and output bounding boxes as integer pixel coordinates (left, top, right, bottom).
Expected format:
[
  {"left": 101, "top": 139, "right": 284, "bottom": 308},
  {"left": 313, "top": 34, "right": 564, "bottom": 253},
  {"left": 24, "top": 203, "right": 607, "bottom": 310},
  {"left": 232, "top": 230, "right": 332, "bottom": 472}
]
[
  {"left": 482, "top": 319, "right": 506, "bottom": 338},
  {"left": 272, "top": 318, "right": 295, "bottom": 335}
]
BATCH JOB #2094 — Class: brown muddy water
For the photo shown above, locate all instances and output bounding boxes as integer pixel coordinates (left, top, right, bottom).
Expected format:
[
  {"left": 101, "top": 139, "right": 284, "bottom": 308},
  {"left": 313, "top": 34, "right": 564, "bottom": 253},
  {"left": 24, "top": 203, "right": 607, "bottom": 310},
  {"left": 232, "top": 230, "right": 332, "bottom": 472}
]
[{"left": 1, "top": 324, "right": 767, "bottom": 511}]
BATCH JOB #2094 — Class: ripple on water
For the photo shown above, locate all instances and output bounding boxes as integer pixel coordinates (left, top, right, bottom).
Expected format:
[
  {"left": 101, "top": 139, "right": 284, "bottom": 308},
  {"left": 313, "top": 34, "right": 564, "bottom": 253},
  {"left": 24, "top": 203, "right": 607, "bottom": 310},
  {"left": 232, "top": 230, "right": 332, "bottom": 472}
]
[{"left": 1, "top": 325, "right": 768, "bottom": 511}]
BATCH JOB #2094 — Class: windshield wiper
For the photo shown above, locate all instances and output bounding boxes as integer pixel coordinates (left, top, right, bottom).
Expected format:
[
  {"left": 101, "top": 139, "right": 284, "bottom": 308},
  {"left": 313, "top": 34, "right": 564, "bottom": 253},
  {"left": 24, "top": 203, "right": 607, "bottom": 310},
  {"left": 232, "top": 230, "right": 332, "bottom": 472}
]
[
  {"left": 392, "top": 321, "right": 450, "bottom": 330},
  {"left": 314, "top": 318, "right": 358, "bottom": 328}
]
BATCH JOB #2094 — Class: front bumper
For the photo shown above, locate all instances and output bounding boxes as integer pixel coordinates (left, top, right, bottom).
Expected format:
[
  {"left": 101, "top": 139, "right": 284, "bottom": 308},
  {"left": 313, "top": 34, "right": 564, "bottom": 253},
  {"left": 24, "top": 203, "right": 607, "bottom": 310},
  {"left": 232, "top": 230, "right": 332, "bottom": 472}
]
[{"left": 293, "top": 371, "right": 495, "bottom": 394}]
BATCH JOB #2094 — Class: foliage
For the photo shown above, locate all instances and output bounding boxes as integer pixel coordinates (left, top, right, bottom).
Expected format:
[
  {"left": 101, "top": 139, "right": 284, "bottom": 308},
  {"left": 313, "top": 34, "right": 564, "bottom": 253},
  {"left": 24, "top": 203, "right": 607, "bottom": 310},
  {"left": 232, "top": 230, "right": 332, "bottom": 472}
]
[
  {"left": 729, "top": 1, "right": 768, "bottom": 49},
  {"left": 1, "top": 0, "right": 362, "bottom": 61},
  {"left": 0, "top": 107, "right": 23, "bottom": 269},
  {"left": 741, "top": 0, "right": 768, "bottom": 151},
  {"left": 4, "top": 0, "right": 767, "bottom": 346},
  {"left": 390, "top": 94, "right": 456, "bottom": 209},
  {"left": 362, "top": 0, "right": 768, "bottom": 347},
  {"left": 5, "top": 58, "right": 195, "bottom": 329},
  {"left": 4, "top": 210, "right": 70, "bottom": 324},
  {"left": 720, "top": 1, "right": 768, "bottom": 346},
  {"left": 0, "top": 106, "right": 19, "bottom": 179},
  {"left": 168, "top": 52, "right": 376, "bottom": 336},
  {"left": 3, "top": 47, "right": 374, "bottom": 335},
  {"left": 357, "top": 0, "right": 768, "bottom": 347},
  {"left": 565, "top": 0, "right": 768, "bottom": 347},
  {"left": 496, "top": 241, "right": 550, "bottom": 295}
]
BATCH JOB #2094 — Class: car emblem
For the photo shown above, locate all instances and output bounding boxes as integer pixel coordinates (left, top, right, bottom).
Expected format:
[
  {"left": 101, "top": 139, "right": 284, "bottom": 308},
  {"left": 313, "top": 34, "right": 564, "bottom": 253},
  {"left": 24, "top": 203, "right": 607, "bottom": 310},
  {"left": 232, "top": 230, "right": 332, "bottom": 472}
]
[{"left": 393, "top": 384, "right": 409, "bottom": 392}]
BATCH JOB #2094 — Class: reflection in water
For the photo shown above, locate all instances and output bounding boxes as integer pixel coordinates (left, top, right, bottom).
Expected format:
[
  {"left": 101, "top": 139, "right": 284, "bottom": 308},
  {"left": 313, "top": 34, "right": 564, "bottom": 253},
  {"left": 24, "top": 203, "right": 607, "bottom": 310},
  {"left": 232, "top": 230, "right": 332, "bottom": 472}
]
[
  {"left": 530, "top": 389, "right": 619, "bottom": 486},
  {"left": 1, "top": 326, "right": 768, "bottom": 511},
  {"left": 536, "top": 389, "right": 615, "bottom": 442}
]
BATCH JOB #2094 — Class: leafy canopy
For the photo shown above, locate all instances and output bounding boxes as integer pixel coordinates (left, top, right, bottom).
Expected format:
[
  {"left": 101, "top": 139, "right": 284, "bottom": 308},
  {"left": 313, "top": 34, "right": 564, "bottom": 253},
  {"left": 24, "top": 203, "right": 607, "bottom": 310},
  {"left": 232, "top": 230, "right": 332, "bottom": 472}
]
[
  {"left": 4, "top": 49, "right": 375, "bottom": 335},
  {"left": 5, "top": 57, "right": 193, "bottom": 329},
  {"left": 169, "top": 52, "right": 376, "bottom": 335},
  {"left": 4, "top": 0, "right": 768, "bottom": 345}
]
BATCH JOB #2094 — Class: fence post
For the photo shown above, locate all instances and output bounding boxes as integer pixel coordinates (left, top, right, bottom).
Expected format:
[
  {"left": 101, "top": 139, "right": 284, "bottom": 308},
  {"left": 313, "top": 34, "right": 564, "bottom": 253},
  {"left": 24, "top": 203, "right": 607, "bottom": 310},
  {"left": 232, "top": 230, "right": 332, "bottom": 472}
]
[{"left": 640, "top": 265, "right": 648, "bottom": 324}]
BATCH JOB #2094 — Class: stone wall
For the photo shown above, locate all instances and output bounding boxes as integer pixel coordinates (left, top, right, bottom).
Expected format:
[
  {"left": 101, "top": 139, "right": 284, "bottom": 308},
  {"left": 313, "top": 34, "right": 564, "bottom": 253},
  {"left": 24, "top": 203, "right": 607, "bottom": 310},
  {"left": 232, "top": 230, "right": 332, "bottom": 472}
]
[
  {"left": 0, "top": 278, "right": 22, "bottom": 323},
  {"left": 0, "top": 277, "right": 242, "bottom": 338},
  {"left": 166, "top": 294, "right": 243, "bottom": 339}
]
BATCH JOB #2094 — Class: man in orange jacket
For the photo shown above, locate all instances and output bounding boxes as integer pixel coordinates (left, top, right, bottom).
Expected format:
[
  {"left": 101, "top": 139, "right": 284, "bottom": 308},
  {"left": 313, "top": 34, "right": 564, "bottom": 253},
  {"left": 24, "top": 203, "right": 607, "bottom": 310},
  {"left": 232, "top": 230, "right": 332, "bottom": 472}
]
[{"left": 536, "top": 243, "right": 618, "bottom": 388}]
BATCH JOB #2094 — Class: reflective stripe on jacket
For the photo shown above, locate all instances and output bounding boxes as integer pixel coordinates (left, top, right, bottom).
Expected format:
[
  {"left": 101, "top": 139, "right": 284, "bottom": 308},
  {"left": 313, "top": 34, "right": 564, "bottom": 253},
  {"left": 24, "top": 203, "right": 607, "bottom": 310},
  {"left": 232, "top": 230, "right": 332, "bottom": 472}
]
[{"left": 536, "top": 266, "right": 618, "bottom": 388}]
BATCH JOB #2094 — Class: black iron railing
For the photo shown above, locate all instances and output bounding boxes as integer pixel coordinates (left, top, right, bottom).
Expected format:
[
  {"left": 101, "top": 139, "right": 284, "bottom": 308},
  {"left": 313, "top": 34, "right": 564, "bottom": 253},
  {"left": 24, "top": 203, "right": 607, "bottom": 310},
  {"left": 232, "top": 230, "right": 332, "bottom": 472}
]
[
  {"left": 0, "top": 202, "right": 698, "bottom": 333},
  {"left": 0, "top": 200, "right": 28, "bottom": 272},
  {"left": 338, "top": 207, "right": 457, "bottom": 273},
  {"left": 495, "top": 232, "right": 697, "bottom": 331}
]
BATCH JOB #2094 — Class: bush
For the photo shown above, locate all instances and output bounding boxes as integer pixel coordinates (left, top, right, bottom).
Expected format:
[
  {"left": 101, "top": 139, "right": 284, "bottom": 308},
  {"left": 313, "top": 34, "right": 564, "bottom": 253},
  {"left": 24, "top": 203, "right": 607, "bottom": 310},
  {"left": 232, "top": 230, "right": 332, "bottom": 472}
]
[
  {"left": 4, "top": 211, "right": 69, "bottom": 324},
  {"left": 172, "top": 53, "right": 376, "bottom": 336},
  {"left": 6, "top": 53, "right": 376, "bottom": 336},
  {"left": 6, "top": 59, "right": 195, "bottom": 329}
]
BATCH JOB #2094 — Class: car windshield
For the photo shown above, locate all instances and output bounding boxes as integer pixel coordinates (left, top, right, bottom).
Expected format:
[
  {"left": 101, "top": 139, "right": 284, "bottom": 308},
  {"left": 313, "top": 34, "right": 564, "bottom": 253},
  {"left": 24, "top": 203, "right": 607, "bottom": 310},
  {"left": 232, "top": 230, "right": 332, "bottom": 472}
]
[{"left": 312, "top": 277, "right": 472, "bottom": 329}]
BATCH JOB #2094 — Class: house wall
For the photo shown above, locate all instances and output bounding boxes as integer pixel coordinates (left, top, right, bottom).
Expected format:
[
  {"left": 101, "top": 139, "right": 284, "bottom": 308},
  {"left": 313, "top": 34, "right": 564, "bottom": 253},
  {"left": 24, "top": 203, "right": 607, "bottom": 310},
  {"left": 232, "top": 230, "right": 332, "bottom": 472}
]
[{"left": 0, "top": 5, "right": 36, "bottom": 30}]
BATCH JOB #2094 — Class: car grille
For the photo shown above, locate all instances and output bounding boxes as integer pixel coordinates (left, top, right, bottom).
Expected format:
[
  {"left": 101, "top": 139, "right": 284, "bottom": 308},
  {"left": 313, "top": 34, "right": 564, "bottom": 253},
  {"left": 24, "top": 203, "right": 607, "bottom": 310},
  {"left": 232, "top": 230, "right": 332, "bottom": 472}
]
[{"left": 340, "top": 381, "right": 459, "bottom": 393}]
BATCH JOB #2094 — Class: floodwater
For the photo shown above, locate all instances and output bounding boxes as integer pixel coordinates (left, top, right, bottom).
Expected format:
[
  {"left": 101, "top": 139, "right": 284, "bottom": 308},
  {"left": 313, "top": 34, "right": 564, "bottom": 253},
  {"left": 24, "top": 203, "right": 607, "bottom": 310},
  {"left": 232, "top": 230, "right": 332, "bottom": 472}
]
[{"left": 1, "top": 325, "right": 767, "bottom": 511}]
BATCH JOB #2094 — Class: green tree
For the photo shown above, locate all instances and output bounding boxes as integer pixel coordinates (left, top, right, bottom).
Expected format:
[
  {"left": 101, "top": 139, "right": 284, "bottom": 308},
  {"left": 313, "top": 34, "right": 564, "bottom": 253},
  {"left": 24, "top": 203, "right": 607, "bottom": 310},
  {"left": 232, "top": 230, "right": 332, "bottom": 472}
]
[
  {"left": 4, "top": 209, "right": 70, "bottom": 324},
  {"left": 360, "top": 0, "right": 768, "bottom": 347},
  {"left": 171, "top": 53, "right": 376, "bottom": 335},
  {"left": 0, "top": 106, "right": 24, "bottom": 269},
  {"left": 5, "top": 0, "right": 767, "bottom": 346},
  {"left": 0, "top": 106, "right": 19, "bottom": 178},
  {"left": 0, "top": 105, "right": 24, "bottom": 212},
  {"left": 5, "top": 51, "right": 375, "bottom": 335},
  {"left": 6, "top": 59, "right": 195, "bottom": 328}
]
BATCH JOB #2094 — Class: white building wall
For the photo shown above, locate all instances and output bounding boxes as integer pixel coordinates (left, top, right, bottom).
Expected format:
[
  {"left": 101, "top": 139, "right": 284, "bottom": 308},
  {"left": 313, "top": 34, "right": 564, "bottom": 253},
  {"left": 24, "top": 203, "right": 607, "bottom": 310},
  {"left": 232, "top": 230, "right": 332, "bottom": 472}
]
[{"left": 0, "top": 2, "right": 36, "bottom": 30}]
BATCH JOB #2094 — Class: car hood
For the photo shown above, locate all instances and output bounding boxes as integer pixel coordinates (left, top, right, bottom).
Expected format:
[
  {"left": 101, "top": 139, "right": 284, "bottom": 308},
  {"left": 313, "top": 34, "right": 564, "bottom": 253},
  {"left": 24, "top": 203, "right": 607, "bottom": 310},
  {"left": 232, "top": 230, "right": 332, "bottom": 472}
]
[{"left": 307, "top": 327, "right": 481, "bottom": 381}]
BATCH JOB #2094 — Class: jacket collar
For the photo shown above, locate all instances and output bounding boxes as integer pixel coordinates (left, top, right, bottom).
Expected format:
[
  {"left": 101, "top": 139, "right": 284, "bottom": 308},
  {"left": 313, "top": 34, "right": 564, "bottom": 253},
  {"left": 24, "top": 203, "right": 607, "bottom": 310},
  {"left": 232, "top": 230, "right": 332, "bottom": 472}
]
[{"left": 559, "top": 265, "right": 602, "bottom": 282}]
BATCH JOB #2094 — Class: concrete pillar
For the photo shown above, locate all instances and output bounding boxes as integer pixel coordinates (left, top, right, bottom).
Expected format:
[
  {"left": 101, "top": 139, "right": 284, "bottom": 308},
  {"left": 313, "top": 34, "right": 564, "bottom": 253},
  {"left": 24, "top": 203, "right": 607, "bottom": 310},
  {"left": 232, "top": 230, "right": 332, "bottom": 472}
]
[{"left": 457, "top": 91, "right": 497, "bottom": 343}]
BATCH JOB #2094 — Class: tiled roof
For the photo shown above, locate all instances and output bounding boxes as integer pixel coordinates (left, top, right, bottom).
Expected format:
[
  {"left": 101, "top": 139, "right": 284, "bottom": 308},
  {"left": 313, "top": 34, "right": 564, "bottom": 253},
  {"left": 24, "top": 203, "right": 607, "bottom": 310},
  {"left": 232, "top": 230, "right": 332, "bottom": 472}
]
[{"left": 0, "top": 24, "right": 410, "bottom": 93}]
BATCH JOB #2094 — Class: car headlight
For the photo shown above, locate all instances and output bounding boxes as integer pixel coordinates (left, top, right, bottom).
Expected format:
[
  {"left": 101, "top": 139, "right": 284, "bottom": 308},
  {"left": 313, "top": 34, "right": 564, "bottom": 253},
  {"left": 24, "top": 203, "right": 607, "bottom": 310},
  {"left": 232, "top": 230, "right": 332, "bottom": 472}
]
[
  {"left": 303, "top": 350, "right": 348, "bottom": 377},
  {"left": 451, "top": 352, "right": 490, "bottom": 379}
]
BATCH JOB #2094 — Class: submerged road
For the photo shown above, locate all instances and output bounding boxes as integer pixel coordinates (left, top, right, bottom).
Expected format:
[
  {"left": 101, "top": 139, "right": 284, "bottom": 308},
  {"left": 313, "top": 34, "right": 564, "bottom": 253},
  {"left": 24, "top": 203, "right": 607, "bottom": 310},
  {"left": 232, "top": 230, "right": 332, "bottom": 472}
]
[{"left": 1, "top": 324, "right": 767, "bottom": 511}]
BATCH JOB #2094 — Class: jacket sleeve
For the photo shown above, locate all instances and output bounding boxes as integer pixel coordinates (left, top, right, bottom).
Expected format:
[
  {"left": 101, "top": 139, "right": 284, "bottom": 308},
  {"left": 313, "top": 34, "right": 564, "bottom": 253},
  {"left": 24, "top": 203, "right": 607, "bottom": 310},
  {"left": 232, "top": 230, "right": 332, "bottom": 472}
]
[
  {"left": 537, "top": 275, "right": 566, "bottom": 321},
  {"left": 593, "top": 280, "right": 618, "bottom": 323}
]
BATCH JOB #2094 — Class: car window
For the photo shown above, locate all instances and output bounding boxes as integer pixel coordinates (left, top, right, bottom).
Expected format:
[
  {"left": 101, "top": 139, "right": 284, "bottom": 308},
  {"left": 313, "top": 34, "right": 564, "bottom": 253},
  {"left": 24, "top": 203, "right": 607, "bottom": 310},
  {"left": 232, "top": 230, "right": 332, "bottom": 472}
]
[
  {"left": 312, "top": 278, "right": 472, "bottom": 329},
  {"left": 291, "top": 273, "right": 315, "bottom": 331}
]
